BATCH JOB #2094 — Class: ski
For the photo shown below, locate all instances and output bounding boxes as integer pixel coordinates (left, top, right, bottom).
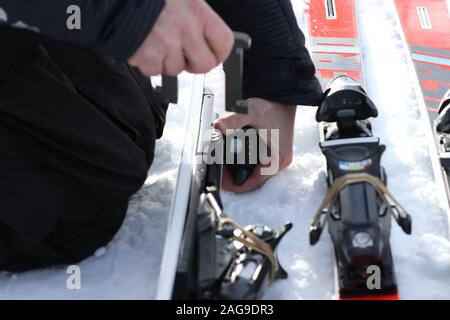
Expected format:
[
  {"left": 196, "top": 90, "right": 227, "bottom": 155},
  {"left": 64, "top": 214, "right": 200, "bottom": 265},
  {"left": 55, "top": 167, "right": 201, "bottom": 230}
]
[
  {"left": 305, "top": 0, "right": 411, "bottom": 300},
  {"left": 156, "top": 33, "right": 291, "bottom": 300},
  {"left": 392, "top": 0, "right": 450, "bottom": 221}
]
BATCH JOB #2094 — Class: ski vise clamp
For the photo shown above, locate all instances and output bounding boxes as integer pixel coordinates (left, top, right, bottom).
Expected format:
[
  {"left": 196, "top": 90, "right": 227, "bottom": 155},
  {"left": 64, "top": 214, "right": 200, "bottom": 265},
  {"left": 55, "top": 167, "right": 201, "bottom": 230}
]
[
  {"left": 155, "top": 32, "right": 251, "bottom": 113},
  {"left": 224, "top": 32, "right": 252, "bottom": 114},
  {"left": 156, "top": 75, "right": 178, "bottom": 105}
]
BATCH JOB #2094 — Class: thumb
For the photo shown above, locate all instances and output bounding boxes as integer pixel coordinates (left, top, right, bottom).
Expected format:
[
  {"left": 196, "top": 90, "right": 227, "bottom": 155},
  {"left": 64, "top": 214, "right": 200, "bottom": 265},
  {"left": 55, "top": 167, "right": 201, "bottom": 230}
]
[{"left": 214, "top": 112, "right": 251, "bottom": 133}]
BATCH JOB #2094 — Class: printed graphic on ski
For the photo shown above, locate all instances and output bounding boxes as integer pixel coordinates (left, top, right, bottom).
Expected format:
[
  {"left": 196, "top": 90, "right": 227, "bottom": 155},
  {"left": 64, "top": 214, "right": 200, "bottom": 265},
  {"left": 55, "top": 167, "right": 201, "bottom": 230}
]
[
  {"left": 305, "top": 0, "right": 363, "bottom": 88},
  {"left": 394, "top": 0, "right": 450, "bottom": 122}
]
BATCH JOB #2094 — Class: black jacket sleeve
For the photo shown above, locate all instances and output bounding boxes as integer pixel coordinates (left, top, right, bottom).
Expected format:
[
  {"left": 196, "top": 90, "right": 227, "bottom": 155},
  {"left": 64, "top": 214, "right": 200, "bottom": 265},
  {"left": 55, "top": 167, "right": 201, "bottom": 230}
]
[
  {"left": 0, "top": 0, "right": 165, "bottom": 61},
  {"left": 208, "top": 0, "right": 323, "bottom": 106}
]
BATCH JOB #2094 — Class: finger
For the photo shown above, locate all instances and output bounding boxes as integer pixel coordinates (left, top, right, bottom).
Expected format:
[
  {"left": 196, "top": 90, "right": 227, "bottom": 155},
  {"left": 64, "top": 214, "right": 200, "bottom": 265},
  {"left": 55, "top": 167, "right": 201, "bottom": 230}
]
[
  {"left": 138, "top": 51, "right": 164, "bottom": 76},
  {"left": 183, "top": 26, "right": 218, "bottom": 74},
  {"left": 129, "top": 36, "right": 165, "bottom": 76},
  {"left": 203, "top": 10, "right": 235, "bottom": 63},
  {"left": 162, "top": 45, "right": 186, "bottom": 76},
  {"left": 214, "top": 112, "right": 251, "bottom": 133}
]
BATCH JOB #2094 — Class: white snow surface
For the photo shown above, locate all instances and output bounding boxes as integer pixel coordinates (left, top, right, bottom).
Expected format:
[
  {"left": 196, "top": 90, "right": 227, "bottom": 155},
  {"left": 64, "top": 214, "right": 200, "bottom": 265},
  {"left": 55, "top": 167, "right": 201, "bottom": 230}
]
[{"left": 1, "top": 0, "right": 450, "bottom": 299}]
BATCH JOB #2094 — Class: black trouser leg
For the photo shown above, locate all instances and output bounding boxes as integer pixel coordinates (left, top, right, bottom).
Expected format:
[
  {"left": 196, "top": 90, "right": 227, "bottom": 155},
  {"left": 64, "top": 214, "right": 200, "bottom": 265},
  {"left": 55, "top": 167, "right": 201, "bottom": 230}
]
[{"left": 0, "top": 43, "right": 162, "bottom": 272}]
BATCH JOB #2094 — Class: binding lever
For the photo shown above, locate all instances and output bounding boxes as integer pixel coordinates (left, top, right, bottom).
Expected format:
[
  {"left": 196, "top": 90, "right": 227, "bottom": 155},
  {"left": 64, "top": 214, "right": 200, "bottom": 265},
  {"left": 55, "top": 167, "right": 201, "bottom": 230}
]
[
  {"left": 225, "top": 126, "right": 260, "bottom": 186},
  {"left": 317, "top": 76, "right": 378, "bottom": 137}
]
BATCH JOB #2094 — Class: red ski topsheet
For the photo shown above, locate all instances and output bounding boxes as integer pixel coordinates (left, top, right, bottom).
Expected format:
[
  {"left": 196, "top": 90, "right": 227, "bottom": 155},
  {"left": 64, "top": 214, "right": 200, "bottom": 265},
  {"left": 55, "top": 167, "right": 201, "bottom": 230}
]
[
  {"left": 305, "top": 0, "right": 363, "bottom": 89},
  {"left": 394, "top": 0, "right": 450, "bottom": 119}
]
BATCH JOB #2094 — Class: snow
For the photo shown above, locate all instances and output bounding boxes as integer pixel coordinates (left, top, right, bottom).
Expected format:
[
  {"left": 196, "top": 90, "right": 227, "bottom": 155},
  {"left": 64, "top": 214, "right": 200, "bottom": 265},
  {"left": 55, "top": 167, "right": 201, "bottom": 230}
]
[
  {"left": 1, "top": 0, "right": 450, "bottom": 299},
  {"left": 448, "top": 0, "right": 450, "bottom": 19}
]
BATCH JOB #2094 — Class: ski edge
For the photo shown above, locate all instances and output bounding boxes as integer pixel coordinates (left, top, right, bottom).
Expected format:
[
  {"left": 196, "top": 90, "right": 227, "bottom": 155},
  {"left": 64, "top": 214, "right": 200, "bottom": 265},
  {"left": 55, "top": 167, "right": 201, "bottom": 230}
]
[{"left": 156, "top": 74, "right": 206, "bottom": 300}]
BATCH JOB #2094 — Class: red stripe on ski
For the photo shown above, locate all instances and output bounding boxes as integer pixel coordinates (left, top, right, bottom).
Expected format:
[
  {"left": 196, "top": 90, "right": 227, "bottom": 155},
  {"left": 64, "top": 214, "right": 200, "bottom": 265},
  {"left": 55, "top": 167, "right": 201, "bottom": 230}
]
[
  {"left": 419, "top": 79, "right": 450, "bottom": 92},
  {"left": 340, "top": 293, "right": 400, "bottom": 300},
  {"left": 316, "top": 43, "right": 355, "bottom": 47},
  {"left": 318, "top": 69, "right": 362, "bottom": 80},
  {"left": 425, "top": 96, "right": 445, "bottom": 103}
]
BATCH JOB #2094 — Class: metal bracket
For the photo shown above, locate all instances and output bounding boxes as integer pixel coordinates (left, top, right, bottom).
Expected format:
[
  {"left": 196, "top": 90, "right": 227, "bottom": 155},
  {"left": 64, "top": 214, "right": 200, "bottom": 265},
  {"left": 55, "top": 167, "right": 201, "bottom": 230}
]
[
  {"left": 224, "top": 32, "right": 252, "bottom": 114},
  {"left": 156, "top": 75, "right": 178, "bottom": 104}
]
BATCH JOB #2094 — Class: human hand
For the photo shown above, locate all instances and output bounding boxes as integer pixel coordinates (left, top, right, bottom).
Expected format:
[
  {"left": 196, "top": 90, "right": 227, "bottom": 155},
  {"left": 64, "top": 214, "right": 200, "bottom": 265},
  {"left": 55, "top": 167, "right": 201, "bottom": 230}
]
[
  {"left": 215, "top": 98, "right": 297, "bottom": 193},
  {"left": 128, "top": 0, "right": 234, "bottom": 76}
]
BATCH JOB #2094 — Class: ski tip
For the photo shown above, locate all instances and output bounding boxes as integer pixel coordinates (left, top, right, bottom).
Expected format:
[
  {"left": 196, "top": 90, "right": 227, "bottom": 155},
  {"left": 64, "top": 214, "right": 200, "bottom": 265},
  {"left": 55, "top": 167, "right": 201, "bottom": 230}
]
[{"left": 340, "top": 292, "right": 400, "bottom": 300}]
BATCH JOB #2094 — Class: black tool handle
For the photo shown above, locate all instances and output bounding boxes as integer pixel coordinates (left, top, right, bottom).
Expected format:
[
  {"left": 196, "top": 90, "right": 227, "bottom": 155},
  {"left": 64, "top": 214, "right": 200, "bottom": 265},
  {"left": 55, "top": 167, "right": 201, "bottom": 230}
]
[{"left": 224, "top": 32, "right": 252, "bottom": 114}]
